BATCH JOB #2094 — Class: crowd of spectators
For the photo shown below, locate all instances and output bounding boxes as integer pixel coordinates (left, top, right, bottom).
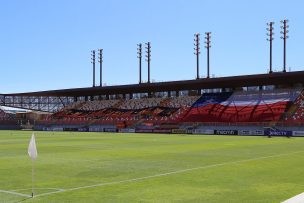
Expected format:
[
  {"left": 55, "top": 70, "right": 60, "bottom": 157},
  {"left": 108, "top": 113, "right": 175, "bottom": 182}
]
[
  {"left": 48, "top": 96, "right": 200, "bottom": 124},
  {"left": 118, "top": 98, "right": 164, "bottom": 109},
  {"left": 59, "top": 96, "right": 200, "bottom": 112},
  {"left": 161, "top": 96, "right": 200, "bottom": 108},
  {"left": 78, "top": 100, "right": 120, "bottom": 111}
]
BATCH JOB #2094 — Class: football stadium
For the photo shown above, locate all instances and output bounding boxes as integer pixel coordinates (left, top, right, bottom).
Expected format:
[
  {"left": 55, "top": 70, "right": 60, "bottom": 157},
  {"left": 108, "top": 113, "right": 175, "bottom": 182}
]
[{"left": 2, "top": 1, "right": 304, "bottom": 203}]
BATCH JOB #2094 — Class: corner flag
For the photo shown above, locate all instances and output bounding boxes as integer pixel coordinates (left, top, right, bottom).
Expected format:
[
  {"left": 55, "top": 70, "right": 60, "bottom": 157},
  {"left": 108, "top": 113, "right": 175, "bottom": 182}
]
[{"left": 28, "top": 133, "right": 37, "bottom": 160}]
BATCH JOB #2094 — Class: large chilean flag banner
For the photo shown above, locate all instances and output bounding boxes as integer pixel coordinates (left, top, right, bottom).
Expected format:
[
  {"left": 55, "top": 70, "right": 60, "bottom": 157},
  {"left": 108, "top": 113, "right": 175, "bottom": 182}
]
[{"left": 184, "top": 92, "right": 292, "bottom": 122}]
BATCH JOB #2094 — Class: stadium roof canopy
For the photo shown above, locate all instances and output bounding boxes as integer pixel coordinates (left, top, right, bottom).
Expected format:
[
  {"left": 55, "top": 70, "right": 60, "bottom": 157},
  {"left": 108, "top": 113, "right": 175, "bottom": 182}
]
[{"left": 2, "top": 71, "right": 304, "bottom": 97}]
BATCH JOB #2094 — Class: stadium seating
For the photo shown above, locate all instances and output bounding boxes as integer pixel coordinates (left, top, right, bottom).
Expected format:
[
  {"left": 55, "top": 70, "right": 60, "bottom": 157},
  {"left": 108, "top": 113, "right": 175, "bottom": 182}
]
[
  {"left": 118, "top": 98, "right": 164, "bottom": 109},
  {"left": 78, "top": 100, "right": 120, "bottom": 111},
  {"left": 42, "top": 88, "right": 304, "bottom": 127},
  {"left": 47, "top": 96, "right": 200, "bottom": 126}
]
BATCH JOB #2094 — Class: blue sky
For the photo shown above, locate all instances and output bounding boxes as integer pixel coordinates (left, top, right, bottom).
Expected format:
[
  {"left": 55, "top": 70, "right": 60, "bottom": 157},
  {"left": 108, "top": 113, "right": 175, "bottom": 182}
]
[{"left": 0, "top": 0, "right": 303, "bottom": 93}]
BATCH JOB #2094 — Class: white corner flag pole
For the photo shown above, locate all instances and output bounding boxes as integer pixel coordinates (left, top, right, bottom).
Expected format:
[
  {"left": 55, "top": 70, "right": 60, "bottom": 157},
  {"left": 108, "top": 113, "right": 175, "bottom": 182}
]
[
  {"left": 28, "top": 133, "right": 38, "bottom": 198},
  {"left": 32, "top": 158, "right": 34, "bottom": 198}
]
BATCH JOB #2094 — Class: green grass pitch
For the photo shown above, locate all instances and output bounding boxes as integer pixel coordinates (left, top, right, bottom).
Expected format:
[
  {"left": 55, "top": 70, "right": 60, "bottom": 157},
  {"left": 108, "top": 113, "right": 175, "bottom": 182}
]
[{"left": 1, "top": 130, "right": 304, "bottom": 202}]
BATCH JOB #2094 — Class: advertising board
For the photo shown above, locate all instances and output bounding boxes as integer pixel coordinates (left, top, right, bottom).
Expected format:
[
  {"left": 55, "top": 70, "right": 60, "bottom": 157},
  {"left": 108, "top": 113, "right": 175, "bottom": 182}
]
[
  {"left": 215, "top": 130, "right": 238, "bottom": 135},
  {"left": 192, "top": 129, "right": 214, "bottom": 135}
]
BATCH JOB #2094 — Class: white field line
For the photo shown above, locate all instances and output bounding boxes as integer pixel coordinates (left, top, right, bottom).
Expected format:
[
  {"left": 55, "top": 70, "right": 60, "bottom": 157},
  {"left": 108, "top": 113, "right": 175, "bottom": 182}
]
[
  {"left": 282, "top": 192, "right": 304, "bottom": 203},
  {"left": 33, "top": 150, "right": 304, "bottom": 198},
  {"left": 0, "top": 189, "right": 31, "bottom": 198},
  {"left": 11, "top": 187, "right": 64, "bottom": 192}
]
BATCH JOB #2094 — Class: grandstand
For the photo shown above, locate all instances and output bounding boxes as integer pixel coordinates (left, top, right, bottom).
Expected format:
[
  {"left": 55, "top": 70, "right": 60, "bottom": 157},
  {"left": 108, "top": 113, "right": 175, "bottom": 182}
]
[{"left": 1, "top": 71, "right": 304, "bottom": 135}]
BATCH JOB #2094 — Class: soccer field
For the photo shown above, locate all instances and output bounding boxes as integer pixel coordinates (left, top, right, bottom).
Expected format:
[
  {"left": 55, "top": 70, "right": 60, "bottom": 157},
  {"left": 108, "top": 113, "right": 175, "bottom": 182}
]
[{"left": 1, "top": 131, "right": 304, "bottom": 202}]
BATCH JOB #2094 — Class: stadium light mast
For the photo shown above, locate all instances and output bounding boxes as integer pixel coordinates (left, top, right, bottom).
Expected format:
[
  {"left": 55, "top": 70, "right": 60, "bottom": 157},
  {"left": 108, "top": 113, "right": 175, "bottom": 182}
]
[
  {"left": 280, "top": 19, "right": 289, "bottom": 72},
  {"left": 137, "top": 43, "right": 142, "bottom": 84},
  {"left": 267, "top": 22, "right": 274, "bottom": 74},
  {"left": 194, "top": 33, "right": 201, "bottom": 79},
  {"left": 98, "top": 49, "right": 103, "bottom": 87},
  {"left": 145, "top": 42, "right": 151, "bottom": 83},
  {"left": 91, "top": 50, "right": 96, "bottom": 87},
  {"left": 205, "top": 32, "right": 211, "bottom": 78}
]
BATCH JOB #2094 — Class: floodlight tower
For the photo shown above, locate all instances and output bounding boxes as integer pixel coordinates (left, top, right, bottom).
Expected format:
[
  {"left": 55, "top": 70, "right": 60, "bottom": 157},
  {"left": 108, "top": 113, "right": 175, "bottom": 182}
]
[
  {"left": 267, "top": 22, "right": 274, "bottom": 73},
  {"left": 137, "top": 43, "right": 142, "bottom": 84},
  {"left": 98, "top": 49, "right": 103, "bottom": 87},
  {"left": 194, "top": 33, "right": 201, "bottom": 79},
  {"left": 91, "top": 50, "right": 96, "bottom": 87},
  {"left": 145, "top": 42, "right": 151, "bottom": 83},
  {"left": 280, "top": 19, "right": 289, "bottom": 72},
  {"left": 205, "top": 32, "right": 211, "bottom": 78}
]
